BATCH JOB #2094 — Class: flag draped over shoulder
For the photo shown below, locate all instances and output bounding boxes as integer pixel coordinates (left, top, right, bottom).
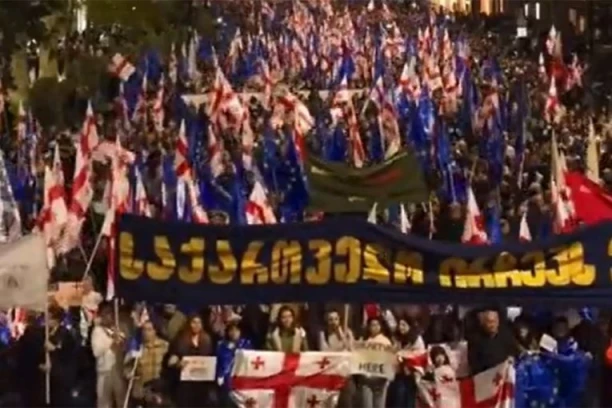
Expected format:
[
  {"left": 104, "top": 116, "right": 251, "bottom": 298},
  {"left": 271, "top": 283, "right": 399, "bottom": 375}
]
[
  {"left": 0, "top": 233, "right": 48, "bottom": 311},
  {"left": 304, "top": 149, "right": 428, "bottom": 213},
  {"left": 230, "top": 350, "right": 351, "bottom": 408}
]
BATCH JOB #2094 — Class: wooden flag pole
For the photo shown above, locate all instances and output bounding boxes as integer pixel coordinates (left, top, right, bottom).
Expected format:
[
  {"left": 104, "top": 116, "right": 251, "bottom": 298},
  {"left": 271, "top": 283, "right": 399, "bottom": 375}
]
[
  {"left": 113, "top": 297, "right": 120, "bottom": 332},
  {"left": 343, "top": 304, "right": 350, "bottom": 332},
  {"left": 81, "top": 229, "right": 105, "bottom": 281},
  {"left": 123, "top": 354, "right": 141, "bottom": 408}
]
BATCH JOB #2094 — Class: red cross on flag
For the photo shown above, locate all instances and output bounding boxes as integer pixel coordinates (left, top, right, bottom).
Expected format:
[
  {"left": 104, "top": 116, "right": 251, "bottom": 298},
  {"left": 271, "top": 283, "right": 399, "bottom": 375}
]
[
  {"left": 231, "top": 350, "right": 351, "bottom": 408},
  {"left": 416, "top": 361, "right": 515, "bottom": 408}
]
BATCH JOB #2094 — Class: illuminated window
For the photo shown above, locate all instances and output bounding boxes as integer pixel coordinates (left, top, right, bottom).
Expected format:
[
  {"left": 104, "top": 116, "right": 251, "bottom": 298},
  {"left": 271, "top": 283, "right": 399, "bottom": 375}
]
[
  {"left": 524, "top": 3, "right": 529, "bottom": 17},
  {"left": 579, "top": 16, "right": 586, "bottom": 33},
  {"left": 535, "top": 2, "right": 540, "bottom": 20}
]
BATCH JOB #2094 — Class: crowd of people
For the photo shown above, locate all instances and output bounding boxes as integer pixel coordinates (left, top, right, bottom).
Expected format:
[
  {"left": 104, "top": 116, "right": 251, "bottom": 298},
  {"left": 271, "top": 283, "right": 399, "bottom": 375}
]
[
  {"left": 0, "top": 0, "right": 611, "bottom": 407},
  {"left": 2, "top": 298, "right": 605, "bottom": 408}
]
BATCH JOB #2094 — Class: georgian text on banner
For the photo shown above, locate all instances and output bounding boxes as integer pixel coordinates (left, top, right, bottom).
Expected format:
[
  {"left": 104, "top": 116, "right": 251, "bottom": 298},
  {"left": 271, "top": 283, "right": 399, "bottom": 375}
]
[{"left": 116, "top": 214, "right": 612, "bottom": 306}]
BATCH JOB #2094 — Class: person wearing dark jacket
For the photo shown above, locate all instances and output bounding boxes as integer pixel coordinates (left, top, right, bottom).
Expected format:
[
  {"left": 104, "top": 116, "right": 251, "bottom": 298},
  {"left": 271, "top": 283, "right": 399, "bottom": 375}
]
[
  {"left": 16, "top": 314, "right": 45, "bottom": 407},
  {"left": 167, "top": 314, "right": 216, "bottom": 408},
  {"left": 45, "top": 306, "right": 78, "bottom": 406},
  {"left": 18, "top": 306, "right": 77, "bottom": 407},
  {"left": 467, "top": 309, "right": 518, "bottom": 375},
  {"left": 572, "top": 308, "right": 604, "bottom": 408}
]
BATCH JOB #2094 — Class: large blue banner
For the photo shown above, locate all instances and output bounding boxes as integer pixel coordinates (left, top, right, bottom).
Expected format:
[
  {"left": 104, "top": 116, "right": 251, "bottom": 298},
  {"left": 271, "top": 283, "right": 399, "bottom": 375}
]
[{"left": 116, "top": 214, "right": 612, "bottom": 306}]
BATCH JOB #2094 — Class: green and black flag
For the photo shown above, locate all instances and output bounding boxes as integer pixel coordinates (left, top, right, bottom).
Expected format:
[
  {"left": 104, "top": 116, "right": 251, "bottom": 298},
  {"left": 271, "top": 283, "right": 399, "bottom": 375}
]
[{"left": 304, "top": 150, "right": 429, "bottom": 213}]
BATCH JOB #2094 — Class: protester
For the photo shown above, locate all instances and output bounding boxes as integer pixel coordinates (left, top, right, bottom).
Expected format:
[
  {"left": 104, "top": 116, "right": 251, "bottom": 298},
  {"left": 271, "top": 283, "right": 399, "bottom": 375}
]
[
  {"left": 167, "top": 314, "right": 215, "bottom": 408},
  {"left": 265, "top": 305, "right": 308, "bottom": 352},
  {"left": 319, "top": 309, "right": 356, "bottom": 408},
  {"left": 356, "top": 317, "right": 392, "bottom": 408},
  {"left": 467, "top": 309, "right": 518, "bottom": 375},
  {"left": 158, "top": 305, "right": 187, "bottom": 344},
  {"left": 319, "top": 309, "right": 355, "bottom": 352},
  {"left": 215, "top": 321, "right": 251, "bottom": 407},
  {"left": 388, "top": 317, "right": 424, "bottom": 408},
  {"left": 91, "top": 304, "right": 127, "bottom": 408},
  {"left": 45, "top": 305, "right": 78, "bottom": 406},
  {"left": 0, "top": 0, "right": 609, "bottom": 407},
  {"left": 130, "top": 321, "right": 169, "bottom": 406}
]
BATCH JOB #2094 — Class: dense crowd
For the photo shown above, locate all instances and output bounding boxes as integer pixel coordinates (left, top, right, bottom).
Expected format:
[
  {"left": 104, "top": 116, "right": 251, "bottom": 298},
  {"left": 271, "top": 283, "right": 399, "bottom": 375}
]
[
  {"left": 0, "top": 0, "right": 610, "bottom": 407},
  {"left": 2, "top": 298, "right": 605, "bottom": 408}
]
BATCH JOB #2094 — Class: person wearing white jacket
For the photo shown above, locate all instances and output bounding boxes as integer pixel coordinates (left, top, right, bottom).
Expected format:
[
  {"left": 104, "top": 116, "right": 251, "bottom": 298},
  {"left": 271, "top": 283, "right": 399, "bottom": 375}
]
[{"left": 91, "top": 305, "right": 126, "bottom": 408}]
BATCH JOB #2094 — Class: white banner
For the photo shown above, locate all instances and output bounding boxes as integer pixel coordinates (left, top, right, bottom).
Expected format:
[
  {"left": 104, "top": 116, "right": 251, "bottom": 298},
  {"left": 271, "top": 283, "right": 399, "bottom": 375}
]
[
  {"left": 350, "top": 342, "right": 398, "bottom": 380},
  {"left": 0, "top": 234, "right": 48, "bottom": 311},
  {"left": 180, "top": 356, "right": 217, "bottom": 382}
]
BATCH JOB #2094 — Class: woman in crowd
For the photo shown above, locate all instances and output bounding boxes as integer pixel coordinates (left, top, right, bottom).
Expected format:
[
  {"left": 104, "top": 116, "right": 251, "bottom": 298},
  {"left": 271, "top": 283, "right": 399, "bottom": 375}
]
[
  {"left": 167, "top": 314, "right": 215, "bottom": 408},
  {"left": 266, "top": 306, "right": 308, "bottom": 352},
  {"left": 130, "top": 321, "right": 169, "bottom": 407},
  {"left": 318, "top": 309, "right": 355, "bottom": 351},
  {"left": 356, "top": 316, "right": 392, "bottom": 408},
  {"left": 388, "top": 316, "right": 425, "bottom": 408},
  {"left": 319, "top": 309, "right": 355, "bottom": 408},
  {"left": 216, "top": 321, "right": 252, "bottom": 407}
]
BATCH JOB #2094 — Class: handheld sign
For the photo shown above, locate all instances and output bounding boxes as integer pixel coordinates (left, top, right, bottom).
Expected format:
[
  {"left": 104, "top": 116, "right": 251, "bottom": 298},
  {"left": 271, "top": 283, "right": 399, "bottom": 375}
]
[
  {"left": 351, "top": 342, "right": 397, "bottom": 380},
  {"left": 180, "top": 356, "right": 217, "bottom": 382}
]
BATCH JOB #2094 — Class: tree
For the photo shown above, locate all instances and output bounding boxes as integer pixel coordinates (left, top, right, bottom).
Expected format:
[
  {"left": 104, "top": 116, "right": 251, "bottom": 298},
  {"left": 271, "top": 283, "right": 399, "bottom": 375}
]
[{"left": 0, "top": 0, "right": 66, "bottom": 88}]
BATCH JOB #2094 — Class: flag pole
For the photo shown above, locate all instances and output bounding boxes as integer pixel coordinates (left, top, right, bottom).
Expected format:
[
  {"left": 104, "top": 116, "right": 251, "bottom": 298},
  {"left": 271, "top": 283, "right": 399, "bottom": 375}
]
[
  {"left": 123, "top": 353, "right": 141, "bottom": 408},
  {"left": 44, "top": 298, "right": 51, "bottom": 405},
  {"left": 343, "top": 304, "right": 350, "bottom": 332},
  {"left": 80, "top": 228, "right": 105, "bottom": 280},
  {"left": 114, "top": 297, "right": 120, "bottom": 332}
]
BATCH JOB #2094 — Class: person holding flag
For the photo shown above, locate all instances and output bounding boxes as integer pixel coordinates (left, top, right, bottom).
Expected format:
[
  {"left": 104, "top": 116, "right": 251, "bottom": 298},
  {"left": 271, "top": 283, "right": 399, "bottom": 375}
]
[{"left": 128, "top": 321, "right": 169, "bottom": 406}]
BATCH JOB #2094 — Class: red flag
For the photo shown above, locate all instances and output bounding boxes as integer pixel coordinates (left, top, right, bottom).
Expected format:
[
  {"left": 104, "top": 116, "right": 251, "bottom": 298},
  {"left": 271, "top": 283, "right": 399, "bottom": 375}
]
[{"left": 565, "top": 172, "right": 612, "bottom": 225}]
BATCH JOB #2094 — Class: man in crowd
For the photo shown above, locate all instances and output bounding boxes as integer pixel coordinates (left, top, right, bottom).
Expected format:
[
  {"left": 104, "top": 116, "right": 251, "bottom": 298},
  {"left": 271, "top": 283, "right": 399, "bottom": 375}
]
[
  {"left": 91, "top": 304, "right": 127, "bottom": 408},
  {"left": 467, "top": 309, "right": 518, "bottom": 375}
]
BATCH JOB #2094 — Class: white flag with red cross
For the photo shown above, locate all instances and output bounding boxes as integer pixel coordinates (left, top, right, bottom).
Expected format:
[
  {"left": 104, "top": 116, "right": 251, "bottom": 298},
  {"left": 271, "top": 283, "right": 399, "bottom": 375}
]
[
  {"left": 416, "top": 361, "right": 515, "bottom": 408},
  {"left": 231, "top": 350, "right": 351, "bottom": 408}
]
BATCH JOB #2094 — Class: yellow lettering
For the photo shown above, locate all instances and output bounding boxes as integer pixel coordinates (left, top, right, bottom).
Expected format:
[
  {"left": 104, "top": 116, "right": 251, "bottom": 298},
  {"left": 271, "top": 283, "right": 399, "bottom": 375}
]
[
  {"left": 240, "top": 241, "right": 268, "bottom": 284},
  {"left": 439, "top": 258, "right": 468, "bottom": 287},
  {"left": 466, "top": 257, "right": 495, "bottom": 288},
  {"left": 519, "top": 251, "right": 547, "bottom": 287},
  {"left": 118, "top": 232, "right": 144, "bottom": 280},
  {"left": 208, "top": 240, "right": 236, "bottom": 284},
  {"left": 270, "top": 241, "right": 302, "bottom": 284},
  {"left": 334, "top": 236, "right": 361, "bottom": 283},
  {"left": 363, "top": 244, "right": 390, "bottom": 284},
  {"left": 554, "top": 242, "right": 595, "bottom": 286},
  {"left": 178, "top": 238, "right": 205, "bottom": 283},
  {"left": 492, "top": 252, "right": 521, "bottom": 287},
  {"left": 305, "top": 240, "right": 332, "bottom": 284},
  {"left": 147, "top": 236, "right": 175, "bottom": 281},
  {"left": 393, "top": 251, "right": 424, "bottom": 284}
]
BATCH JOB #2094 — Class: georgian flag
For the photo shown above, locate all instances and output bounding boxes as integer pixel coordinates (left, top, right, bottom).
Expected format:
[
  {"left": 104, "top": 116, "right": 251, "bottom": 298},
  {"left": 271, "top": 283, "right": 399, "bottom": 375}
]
[
  {"left": 108, "top": 53, "right": 136, "bottom": 81},
  {"left": 231, "top": 350, "right": 351, "bottom": 408},
  {"left": 402, "top": 341, "right": 470, "bottom": 379},
  {"left": 246, "top": 181, "right": 276, "bottom": 225},
  {"left": 519, "top": 213, "right": 532, "bottom": 242},
  {"left": 461, "top": 187, "right": 488, "bottom": 245},
  {"left": 416, "top": 361, "right": 515, "bottom": 408}
]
